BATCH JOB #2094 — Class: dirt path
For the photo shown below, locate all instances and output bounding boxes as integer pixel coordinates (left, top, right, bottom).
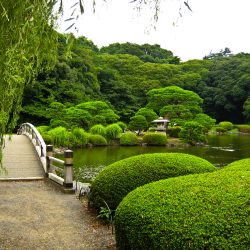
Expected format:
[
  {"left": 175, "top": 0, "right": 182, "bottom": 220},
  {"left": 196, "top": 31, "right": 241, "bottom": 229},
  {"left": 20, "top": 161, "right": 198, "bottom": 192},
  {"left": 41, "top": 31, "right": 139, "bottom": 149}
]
[{"left": 0, "top": 180, "right": 115, "bottom": 250}]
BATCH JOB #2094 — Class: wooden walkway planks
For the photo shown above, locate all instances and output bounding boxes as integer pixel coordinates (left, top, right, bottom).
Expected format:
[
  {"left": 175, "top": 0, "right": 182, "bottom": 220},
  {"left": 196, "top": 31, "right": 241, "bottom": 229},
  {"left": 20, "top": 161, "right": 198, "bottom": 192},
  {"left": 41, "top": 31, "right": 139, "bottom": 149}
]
[{"left": 0, "top": 135, "right": 45, "bottom": 180}]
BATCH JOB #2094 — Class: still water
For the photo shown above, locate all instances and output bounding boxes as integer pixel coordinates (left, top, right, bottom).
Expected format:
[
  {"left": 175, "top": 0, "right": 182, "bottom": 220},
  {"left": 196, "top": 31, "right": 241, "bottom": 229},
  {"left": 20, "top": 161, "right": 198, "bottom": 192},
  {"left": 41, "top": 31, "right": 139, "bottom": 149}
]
[{"left": 64, "top": 134, "right": 250, "bottom": 182}]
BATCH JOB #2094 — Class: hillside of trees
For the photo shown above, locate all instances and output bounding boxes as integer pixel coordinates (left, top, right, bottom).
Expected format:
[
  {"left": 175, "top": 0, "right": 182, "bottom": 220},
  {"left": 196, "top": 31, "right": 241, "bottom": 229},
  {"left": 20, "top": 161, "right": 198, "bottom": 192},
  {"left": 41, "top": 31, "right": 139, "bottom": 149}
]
[{"left": 20, "top": 34, "right": 250, "bottom": 126}]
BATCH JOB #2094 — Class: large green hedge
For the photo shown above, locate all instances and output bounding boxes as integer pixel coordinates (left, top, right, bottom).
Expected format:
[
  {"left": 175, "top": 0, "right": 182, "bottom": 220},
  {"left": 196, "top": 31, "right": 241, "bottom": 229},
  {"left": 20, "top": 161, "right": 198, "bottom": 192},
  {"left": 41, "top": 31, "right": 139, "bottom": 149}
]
[
  {"left": 115, "top": 170, "right": 250, "bottom": 250},
  {"left": 88, "top": 134, "right": 107, "bottom": 146},
  {"left": 143, "top": 132, "right": 167, "bottom": 145},
  {"left": 120, "top": 132, "right": 139, "bottom": 146},
  {"left": 88, "top": 153, "right": 216, "bottom": 210},
  {"left": 222, "top": 158, "right": 250, "bottom": 172}
]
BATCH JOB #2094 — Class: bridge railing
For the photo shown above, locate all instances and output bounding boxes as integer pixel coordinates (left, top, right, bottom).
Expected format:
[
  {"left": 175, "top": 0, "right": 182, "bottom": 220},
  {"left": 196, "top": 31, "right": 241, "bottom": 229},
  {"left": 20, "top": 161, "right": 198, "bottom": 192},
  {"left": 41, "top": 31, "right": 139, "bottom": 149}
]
[
  {"left": 46, "top": 145, "right": 73, "bottom": 188},
  {"left": 18, "top": 123, "right": 73, "bottom": 189},
  {"left": 17, "top": 123, "right": 47, "bottom": 172}
]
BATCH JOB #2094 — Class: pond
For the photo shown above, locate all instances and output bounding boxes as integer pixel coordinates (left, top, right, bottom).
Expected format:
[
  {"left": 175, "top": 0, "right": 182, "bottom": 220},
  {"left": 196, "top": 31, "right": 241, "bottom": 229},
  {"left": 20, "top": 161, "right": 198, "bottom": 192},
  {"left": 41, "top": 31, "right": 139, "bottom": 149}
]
[{"left": 59, "top": 134, "right": 250, "bottom": 182}]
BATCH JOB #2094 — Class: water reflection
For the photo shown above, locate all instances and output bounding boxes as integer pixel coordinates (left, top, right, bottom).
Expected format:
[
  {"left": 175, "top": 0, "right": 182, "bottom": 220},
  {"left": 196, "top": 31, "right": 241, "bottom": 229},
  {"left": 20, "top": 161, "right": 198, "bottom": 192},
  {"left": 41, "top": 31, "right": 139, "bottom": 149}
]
[{"left": 59, "top": 134, "right": 250, "bottom": 182}]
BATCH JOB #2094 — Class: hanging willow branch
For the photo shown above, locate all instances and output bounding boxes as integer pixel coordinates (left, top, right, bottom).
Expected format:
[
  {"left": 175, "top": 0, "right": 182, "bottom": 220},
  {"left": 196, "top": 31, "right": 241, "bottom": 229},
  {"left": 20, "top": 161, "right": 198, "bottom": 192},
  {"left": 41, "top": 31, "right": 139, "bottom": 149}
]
[{"left": 0, "top": 0, "right": 59, "bottom": 165}]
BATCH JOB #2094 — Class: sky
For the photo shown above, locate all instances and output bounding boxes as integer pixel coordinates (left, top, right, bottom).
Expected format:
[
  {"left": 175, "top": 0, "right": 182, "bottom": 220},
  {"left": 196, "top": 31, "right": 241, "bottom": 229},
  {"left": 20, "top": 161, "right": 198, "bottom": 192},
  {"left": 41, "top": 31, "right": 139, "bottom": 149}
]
[{"left": 57, "top": 0, "right": 250, "bottom": 61}]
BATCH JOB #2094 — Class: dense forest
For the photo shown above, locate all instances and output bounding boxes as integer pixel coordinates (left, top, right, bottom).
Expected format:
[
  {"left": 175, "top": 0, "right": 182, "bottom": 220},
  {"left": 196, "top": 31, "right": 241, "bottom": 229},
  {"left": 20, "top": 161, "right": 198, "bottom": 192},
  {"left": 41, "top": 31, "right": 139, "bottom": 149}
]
[{"left": 20, "top": 34, "right": 250, "bottom": 127}]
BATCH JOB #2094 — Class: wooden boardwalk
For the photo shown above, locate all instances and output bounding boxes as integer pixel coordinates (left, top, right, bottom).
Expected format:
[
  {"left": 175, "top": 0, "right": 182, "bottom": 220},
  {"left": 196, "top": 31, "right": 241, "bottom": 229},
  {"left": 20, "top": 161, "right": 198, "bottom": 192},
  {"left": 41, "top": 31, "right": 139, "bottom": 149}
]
[{"left": 0, "top": 135, "right": 45, "bottom": 180}]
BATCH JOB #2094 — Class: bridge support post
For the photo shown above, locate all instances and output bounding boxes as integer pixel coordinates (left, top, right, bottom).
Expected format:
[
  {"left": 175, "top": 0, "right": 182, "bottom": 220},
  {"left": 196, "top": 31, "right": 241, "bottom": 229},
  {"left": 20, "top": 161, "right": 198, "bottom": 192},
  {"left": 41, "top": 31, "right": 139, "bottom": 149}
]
[
  {"left": 64, "top": 150, "right": 73, "bottom": 188},
  {"left": 46, "top": 145, "right": 53, "bottom": 177}
]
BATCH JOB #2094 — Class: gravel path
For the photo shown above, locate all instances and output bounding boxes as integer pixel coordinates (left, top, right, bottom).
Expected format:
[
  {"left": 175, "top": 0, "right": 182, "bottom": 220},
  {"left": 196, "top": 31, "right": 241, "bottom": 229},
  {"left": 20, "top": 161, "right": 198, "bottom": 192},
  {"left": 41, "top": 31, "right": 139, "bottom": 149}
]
[{"left": 0, "top": 180, "right": 115, "bottom": 250}]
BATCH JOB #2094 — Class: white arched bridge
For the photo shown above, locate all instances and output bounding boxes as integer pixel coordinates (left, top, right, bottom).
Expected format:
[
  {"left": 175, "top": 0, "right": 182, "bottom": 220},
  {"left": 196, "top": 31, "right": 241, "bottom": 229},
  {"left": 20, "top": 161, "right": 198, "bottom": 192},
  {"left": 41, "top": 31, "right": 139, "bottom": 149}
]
[{"left": 0, "top": 123, "right": 73, "bottom": 191}]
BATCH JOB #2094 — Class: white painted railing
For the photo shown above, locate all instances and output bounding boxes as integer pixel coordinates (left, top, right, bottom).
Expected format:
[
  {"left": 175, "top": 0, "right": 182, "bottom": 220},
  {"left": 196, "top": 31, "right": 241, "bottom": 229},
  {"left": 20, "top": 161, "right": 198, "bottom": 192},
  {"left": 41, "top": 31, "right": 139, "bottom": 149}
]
[
  {"left": 17, "top": 123, "right": 73, "bottom": 190},
  {"left": 17, "top": 123, "right": 46, "bottom": 172}
]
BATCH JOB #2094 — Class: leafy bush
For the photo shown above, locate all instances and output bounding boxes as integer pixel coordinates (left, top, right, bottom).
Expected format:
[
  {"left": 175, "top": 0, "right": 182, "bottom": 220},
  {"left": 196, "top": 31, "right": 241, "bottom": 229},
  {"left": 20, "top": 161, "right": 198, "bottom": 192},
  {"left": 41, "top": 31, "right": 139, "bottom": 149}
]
[
  {"left": 88, "top": 134, "right": 107, "bottom": 146},
  {"left": 167, "top": 126, "right": 181, "bottom": 138},
  {"left": 88, "top": 153, "right": 216, "bottom": 210},
  {"left": 90, "top": 124, "right": 106, "bottom": 138},
  {"left": 235, "top": 124, "right": 250, "bottom": 133},
  {"left": 48, "top": 126, "right": 69, "bottom": 147},
  {"left": 214, "top": 126, "right": 227, "bottom": 133},
  {"left": 105, "top": 123, "right": 122, "bottom": 141},
  {"left": 128, "top": 115, "right": 148, "bottom": 135},
  {"left": 115, "top": 170, "right": 250, "bottom": 250},
  {"left": 219, "top": 121, "right": 234, "bottom": 131},
  {"left": 194, "top": 113, "right": 216, "bottom": 132},
  {"left": 143, "top": 132, "right": 167, "bottom": 145},
  {"left": 37, "top": 126, "right": 49, "bottom": 134},
  {"left": 135, "top": 107, "right": 158, "bottom": 123},
  {"left": 50, "top": 119, "right": 70, "bottom": 129},
  {"left": 179, "top": 121, "right": 206, "bottom": 145},
  {"left": 41, "top": 133, "right": 52, "bottom": 144},
  {"left": 120, "top": 132, "right": 139, "bottom": 146},
  {"left": 71, "top": 128, "right": 88, "bottom": 147},
  {"left": 116, "top": 121, "right": 127, "bottom": 132},
  {"left": 222, "top": 158, "right": 250, "bottom": 172}
]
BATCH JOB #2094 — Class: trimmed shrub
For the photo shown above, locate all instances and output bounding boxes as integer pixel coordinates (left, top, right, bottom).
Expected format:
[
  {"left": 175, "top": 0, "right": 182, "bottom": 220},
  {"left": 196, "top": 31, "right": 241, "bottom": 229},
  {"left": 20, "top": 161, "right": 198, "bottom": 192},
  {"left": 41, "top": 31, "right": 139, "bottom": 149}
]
[
  {"left": 120, "top": 132, "right": 139, "bottom": 146},
  {"left": 105, "top": 123, "right": 122, "bottom": 141},
  {"left": 222, "top": 158, "right": 250, "bottom": 172},
  {"left": 116, "top": 122, "right": 127, "bottom": 132},
  {"left": 143, "top": 132, "right": 167, "bottom": 145},
  {"left": 219, "top": 121, "right": 234, "bottom": 131},
  {"left": 90, "top": 124, "right": 106, "bottom": 138},
  {"left": 215, "top": 126, "right": 227, "bottom": 133},
  {"left": 37, "top": 126, "right": 49, "bottom": 134},
  {"left": 88, "top": 153, "right": 216, "bottom": 210},
  {"left": 167, "top": 126, "right": 181, "bottom": 138},
  {"left": 41, "top": 133, "right": 52, "bottom": 144},
  {"left": 128, "top": 115, "right": 148, "bottom": 135},
  {"left": 88, "top": 134, "right": 107, "bottom": 146},
  {"left": 48, "top": 126, "right": 69, "bottom": 147},
  {"left": 71, "top": 128, "right": 89, "bottom": 147},
  {"left": 193, "top": 113, "right": 216, "bottom": 132},
  {"left": 235, "top": 124, "right": 250, "bottom": 133},
  {"left": 135, "top": 107, "right": 158, "bottom": 123},
  {"left": 115, "top": 170, "right": 250, "bottom": 250},
  {"left": 179, "top": 121, "right": 206, "bottom": 145}
]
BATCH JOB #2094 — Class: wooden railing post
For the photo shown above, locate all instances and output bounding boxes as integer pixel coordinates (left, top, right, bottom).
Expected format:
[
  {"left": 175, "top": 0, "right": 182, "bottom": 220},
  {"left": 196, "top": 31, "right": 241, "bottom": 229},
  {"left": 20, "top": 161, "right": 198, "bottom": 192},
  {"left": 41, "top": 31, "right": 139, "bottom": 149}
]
[
  {"left": 64, "top": 150, "right": 73, "bottom": 188},
  {"left": 46, "top": 145, "right": 53, "bottom": 177}
]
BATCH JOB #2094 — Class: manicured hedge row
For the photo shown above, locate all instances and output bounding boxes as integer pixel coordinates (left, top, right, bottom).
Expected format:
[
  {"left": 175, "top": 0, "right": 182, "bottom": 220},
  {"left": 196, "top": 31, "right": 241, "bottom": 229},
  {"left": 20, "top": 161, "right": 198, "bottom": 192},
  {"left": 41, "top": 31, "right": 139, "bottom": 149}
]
[
  {"left": 88, "top": 153, "right": 216, "bottom": 210},
  {"left": 88, "top": 134, "right": 107, "bottom": 146},
  {"left": 222, "top": 158, "right": 250, "bottom": 171},
  {"left": 235, "top": 124, "right": 250, "bottom": 133},
  {"left": 120, "top": 132, "right": 139, "bottom": 146},
  {"left": 115, "top": 170, "right": 250, "bottom": 250},
  {"left": 143, "top": 132, "right": 167, "bottom": 145}
]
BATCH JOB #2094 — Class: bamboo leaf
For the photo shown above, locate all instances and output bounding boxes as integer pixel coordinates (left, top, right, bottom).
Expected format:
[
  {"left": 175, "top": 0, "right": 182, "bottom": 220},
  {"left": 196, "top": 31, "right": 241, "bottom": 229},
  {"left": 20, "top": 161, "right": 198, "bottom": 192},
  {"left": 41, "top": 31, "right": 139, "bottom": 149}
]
[
  {"left": 79, "top": 0, "right": 84, "bottom": 14},
  {"left": 65, "top": 23, "right": 75, "bottom": 31},
  {"left": 64, "top": 17, "right": 75, "bottom": 22}
]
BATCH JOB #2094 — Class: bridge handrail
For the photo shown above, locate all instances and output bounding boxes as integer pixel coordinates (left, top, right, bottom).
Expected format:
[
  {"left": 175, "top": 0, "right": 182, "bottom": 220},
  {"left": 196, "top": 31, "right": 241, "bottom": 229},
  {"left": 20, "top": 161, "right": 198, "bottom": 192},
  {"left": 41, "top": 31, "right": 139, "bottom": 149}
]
[
  {"left": 17, "top": 123, "right": 47, "bottom": 172},
  {"left": 18, "top": 123, "right": 74, "bottom": 190}
]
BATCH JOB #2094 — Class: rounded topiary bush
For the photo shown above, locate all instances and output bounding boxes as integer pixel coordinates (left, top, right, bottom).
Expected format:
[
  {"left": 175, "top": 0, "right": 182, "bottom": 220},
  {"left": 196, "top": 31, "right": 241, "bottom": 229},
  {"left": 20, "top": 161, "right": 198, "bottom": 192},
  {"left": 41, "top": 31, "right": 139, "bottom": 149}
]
[
  {"left": 105, "top": 123, "right": 122, "bottom": 140},
  {"left": 88, "top": 134, "right": 107, "bottom": 146},
  {"left": 115, "top": 170, "right": 250, "bottom": 250},
  {"left": 89, "top": 124, "right": 106, "bottom": 138},
  {"left": 143, "top": 132, "right": 167, "bottom": 145},
  {"left": 219, "top": 121, "right": 234, "bottom": 131},
  {"left": 88, "top": 153, "right": 216, "bottom": 210},
  {"left": 71, "top": 128, "right": 88, "bottom": 147},
  {"left": 47, "top": 126, "right": 69, "bottom": 147},
  {"left": 120, "top": 132, "right": 139, "bottom": 146},
  {"left": 222, "top": 158, "right": 250, "bottom": 172},
  {"left": 168, "top": 126, "right": 181, "bottom": 138}
]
